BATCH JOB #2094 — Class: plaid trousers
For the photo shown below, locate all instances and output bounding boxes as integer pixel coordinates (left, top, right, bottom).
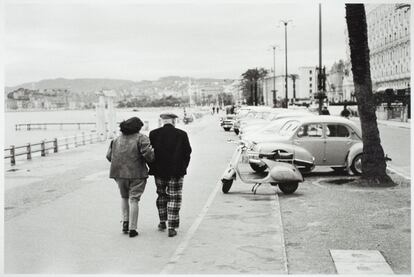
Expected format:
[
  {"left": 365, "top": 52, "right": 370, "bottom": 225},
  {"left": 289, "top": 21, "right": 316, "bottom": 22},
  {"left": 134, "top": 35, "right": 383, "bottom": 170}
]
[{"left": 155, "top": 176, "right": 183, "bottom": 229}]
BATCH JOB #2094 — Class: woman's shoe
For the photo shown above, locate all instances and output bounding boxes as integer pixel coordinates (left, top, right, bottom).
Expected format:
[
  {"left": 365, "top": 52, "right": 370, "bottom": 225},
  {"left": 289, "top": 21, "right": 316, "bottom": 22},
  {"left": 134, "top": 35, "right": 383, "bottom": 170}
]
[
  {"left": 158, "top": 222, "right": 167, "bottom": 231},
  {"left": 168, "top": 229, "right": 177, "bottom": 237},
  {"left": 122, "top": 221, "right": 129, "bottom": 234},
  {"left": 129, "top": 230, "right": 138, "bottom": 237}
]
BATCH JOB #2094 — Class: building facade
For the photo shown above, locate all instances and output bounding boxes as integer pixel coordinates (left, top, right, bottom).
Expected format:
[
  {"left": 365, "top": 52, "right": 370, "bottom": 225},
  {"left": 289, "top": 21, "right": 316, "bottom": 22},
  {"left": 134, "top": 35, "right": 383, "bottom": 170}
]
[
  {"left": 260, "top": 75, "right": 297, "bottom": 106},
  {"left": 366, "top": 4, "right": 410, "bottom": 91},
  {"left": 298, "top": 66, "right": 318, "bottom": 101},
  {"left": 343, "top": 4, "right": 410, "bottom": 100}
]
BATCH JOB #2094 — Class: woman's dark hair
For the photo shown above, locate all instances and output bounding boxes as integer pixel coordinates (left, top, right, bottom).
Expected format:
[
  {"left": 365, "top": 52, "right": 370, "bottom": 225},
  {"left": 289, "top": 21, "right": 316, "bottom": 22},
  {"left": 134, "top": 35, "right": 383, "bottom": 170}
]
[{"left": 119, "top": 117, "right": 144, "bottom": 135}]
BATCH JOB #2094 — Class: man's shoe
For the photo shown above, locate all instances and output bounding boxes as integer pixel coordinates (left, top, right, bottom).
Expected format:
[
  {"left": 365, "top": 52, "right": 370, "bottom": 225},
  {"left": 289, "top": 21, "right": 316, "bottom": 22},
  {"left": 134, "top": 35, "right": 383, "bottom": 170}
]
[
  {"left": 168, "top": 229, "right": 177, "bottom": 237},
  {"left": 129, "top": 230, "right": 138, "bottom": 237},
  {"left": 122, "top": 221, "right": 129, "bottom": 234},
  {"left": 158, "top": 222, "right": 167, "bottom": 231}
]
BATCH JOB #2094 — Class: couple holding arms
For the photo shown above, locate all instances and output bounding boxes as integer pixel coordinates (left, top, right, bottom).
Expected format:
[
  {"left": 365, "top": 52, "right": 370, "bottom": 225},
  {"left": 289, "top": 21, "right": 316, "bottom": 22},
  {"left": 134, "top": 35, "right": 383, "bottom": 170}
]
[{"left": 106, "top": 113, "right": 192, "bottom": 238}]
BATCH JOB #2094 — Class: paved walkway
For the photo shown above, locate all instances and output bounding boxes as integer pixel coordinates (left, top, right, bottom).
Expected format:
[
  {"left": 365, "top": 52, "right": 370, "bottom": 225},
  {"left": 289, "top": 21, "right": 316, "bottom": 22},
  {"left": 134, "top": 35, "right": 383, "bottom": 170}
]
[{"left": 4, "top": 115, "right": 287, "bottom": 274}]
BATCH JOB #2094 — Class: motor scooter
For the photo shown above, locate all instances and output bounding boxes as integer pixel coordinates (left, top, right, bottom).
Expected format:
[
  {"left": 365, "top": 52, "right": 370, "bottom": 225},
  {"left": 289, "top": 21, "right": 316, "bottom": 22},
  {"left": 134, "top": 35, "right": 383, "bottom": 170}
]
[{"left": 221, "top": 140, "right": 304, "bottom": 194}]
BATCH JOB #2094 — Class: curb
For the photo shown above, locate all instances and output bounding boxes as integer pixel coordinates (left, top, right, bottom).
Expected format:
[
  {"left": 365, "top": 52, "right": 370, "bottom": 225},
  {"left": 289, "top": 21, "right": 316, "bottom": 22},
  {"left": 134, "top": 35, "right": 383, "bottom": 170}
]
[
  {"left": 377, "top": 121, "right": 411, "bottom": 129},
  {"left": 386, "top": 167, "right": 411, "bottom": 187}
]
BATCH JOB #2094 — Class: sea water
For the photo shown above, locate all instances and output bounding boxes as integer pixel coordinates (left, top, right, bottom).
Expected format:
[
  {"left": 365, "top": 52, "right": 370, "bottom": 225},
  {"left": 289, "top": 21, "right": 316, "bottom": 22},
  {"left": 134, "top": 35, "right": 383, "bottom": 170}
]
[{"left": 4, "top": 107, "right": 187, "bottom": 147}]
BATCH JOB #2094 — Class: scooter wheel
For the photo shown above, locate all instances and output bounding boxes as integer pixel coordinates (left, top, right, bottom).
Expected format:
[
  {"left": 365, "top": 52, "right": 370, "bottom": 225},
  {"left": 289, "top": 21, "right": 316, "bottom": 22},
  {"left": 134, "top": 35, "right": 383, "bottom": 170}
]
[
  {"left": 277, "top": 182, "right": 299, "bottom": 194},
  {"left": 221, "top": 179, "right": 233, "bottom": 193}
]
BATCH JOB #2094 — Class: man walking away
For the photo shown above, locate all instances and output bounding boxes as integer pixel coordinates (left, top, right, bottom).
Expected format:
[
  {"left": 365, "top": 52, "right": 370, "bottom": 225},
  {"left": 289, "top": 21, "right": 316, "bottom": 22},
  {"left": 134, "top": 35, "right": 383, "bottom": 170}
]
[
  {"left": 149, "top": 113, "right": 192, "bottom": 237},
  {"left": 106, "top": 117, "right": 154, "bottom": 238},
  {"left": 321, "top": 106, "right": 330, "bottom": 115},
  {"left": 340, "top": 104, "right": 351, "bottom": 118}
]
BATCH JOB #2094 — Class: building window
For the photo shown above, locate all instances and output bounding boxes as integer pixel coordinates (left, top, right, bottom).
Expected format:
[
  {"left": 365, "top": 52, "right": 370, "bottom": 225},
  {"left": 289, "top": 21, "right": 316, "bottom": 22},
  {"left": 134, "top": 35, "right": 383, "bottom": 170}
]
[
  {"left": 309, "top": 77, "right": 312, "bottom": 81},
  {"left": 309, "top": 89, "right": 312, "bottom": 93},
  {"left": 309, "top": 70, "right": 312, "bottom": 74},
  {"left": 310, "top": 83, "right": 312, "bottom": 88}
]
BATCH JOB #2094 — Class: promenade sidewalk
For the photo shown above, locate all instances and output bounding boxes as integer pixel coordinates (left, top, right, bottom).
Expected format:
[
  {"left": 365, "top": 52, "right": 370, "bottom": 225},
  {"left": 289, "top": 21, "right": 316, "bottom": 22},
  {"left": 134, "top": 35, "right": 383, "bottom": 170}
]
[
  {"left": 376, "top": 118, "right": 410, "bottom": 129},
  {"left": 4, "top": 115, "right": 287, "bottom": 274}
]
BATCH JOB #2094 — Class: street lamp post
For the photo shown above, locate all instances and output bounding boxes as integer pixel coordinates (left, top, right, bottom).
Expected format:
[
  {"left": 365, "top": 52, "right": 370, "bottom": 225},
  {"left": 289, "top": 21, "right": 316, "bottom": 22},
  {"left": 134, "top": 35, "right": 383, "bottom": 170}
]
[
  {"left": 280, "top": 20, "right": 292, "bottom": 108},
  {"left": 271, "top": 45, "right": 279, "bottom": 107},
  {"left": 316, "top": 3, "right": 327, "bottom": 114}
]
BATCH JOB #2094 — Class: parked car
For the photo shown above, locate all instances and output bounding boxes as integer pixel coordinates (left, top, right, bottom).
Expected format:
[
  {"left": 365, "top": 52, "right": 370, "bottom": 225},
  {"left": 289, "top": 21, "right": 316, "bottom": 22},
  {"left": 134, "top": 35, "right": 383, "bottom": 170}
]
[
  {"left": 239, "top": 109, "right": 313, "bottom": 137},
  {"left": 247, "top": 116, "right": 366, "bottom": 175},
  {"left": 233, "top": 106, "right": 273, "bottom": 135},
  {"left": 220, "top": 114, "right": 236, "bottom": 131},
  {"left": 241, "top": 117, "right": 299, "bottom": 142}
]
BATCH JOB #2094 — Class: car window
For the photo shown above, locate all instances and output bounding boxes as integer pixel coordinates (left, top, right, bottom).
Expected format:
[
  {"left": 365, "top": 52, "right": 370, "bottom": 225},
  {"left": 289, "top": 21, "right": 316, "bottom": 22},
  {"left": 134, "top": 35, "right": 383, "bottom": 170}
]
[
  {"left": 326, "top": 124, "right": 350, "bottom": 137},
  {"left": 279, "top": 120, "right": 300, "bottom": 136},
  {"left": 296, "top": 123, "right": 323, "bottom": 138}
]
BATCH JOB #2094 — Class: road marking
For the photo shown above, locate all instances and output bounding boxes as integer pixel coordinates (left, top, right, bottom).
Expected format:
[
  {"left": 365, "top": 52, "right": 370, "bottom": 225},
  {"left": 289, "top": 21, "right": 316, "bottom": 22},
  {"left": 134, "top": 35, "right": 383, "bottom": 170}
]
[
  {"left": 330, "top": 250, "right": 394, "bottom": 274},
  {"left": 273, "top": 192, "right": 289, "bottom": 274},
  {"left": 160, "top": 179, "right": 222, "bottom": 274},
  {"left": 387, "top": 166, "right": 411, "bottom": 181}
]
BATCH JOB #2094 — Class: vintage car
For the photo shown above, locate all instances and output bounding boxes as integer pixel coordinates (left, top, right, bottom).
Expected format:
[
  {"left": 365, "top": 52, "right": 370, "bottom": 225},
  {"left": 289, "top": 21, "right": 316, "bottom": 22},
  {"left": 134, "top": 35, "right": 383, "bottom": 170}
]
[
  {"left": 239, "top": 109, "right": 313, "bottom": 137},
  {"left": 220, "top": 114, "right": 236, "bottom": 131},
  {"left": 247, "top": 116, "right": 365, "bottom": 175},
  {"left": 233, "top": 106, "right": 273, "bottom": 134}
]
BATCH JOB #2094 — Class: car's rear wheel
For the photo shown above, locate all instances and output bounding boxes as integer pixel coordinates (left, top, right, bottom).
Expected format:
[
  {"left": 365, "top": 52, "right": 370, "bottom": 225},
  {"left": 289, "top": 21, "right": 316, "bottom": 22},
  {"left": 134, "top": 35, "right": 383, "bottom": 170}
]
[
  {"left": 350, "top": 154, "right": 362, "bottom": 175},
  {"left": 249, "top": 162, "right": 267, "bottom": 173},
  {"left": 277, "top": 182, "right": 299, "bottom": 194},
  {"left": 221, "top": 179, "right": 233, "bottom": 193}
]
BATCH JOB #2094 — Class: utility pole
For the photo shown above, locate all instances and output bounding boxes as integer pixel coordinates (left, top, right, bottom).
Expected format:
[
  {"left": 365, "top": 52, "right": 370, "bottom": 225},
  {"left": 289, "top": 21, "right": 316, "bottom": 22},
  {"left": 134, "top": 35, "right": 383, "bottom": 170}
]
[
  {"left": 316, "top": 3, "right": 326, "bottom": 114},
  {"left": 280, "top": 20, "right": 292, "bottom": 108},
  {"left": 271, "top": 45, "right": 278, "bottom": 107}
]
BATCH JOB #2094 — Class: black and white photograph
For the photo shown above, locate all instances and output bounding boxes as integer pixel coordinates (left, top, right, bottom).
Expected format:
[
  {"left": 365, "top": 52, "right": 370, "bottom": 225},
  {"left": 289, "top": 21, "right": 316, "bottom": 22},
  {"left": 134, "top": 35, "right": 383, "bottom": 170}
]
[{"left": 2, "top": 0, "right": 411, "bottom": 275}]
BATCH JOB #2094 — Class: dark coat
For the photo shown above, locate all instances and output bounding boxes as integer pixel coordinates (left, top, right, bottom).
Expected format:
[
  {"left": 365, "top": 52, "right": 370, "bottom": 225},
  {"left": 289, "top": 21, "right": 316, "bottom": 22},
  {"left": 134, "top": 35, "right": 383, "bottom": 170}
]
[{"left": 149, "top": 124, "right": 192, "bottom": 178}]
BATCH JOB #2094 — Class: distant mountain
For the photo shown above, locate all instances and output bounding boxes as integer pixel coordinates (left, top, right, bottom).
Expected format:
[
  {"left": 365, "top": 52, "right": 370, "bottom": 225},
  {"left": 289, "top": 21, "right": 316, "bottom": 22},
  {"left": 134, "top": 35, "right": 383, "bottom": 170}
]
[
  {"left": 5, "top": 76, "right": 235, "bottom": 101},
  {"left": 5, "top": 78, "right": 136, "bottom": 94}
]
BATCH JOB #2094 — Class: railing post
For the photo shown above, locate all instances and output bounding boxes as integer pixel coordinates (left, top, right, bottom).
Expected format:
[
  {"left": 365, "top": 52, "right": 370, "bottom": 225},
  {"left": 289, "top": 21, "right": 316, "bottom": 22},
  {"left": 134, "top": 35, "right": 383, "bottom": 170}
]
[
  {"left": 10, "top": 145, "right": 15, "bottom": 166},
  {"left": 82, "top": 132, "right": 85, "bottom": 145},
  {"left": 41, "top": 140, "right": 46, "bottom": 156},
  {"left": 53, "top": 138, "right": 58, "bottom": 153},
  {"left": 27, "top": 143, "right": 32, "bottom": 160},
  {"left": 65, "top": 137, "right": 69, "bottom": 149}
]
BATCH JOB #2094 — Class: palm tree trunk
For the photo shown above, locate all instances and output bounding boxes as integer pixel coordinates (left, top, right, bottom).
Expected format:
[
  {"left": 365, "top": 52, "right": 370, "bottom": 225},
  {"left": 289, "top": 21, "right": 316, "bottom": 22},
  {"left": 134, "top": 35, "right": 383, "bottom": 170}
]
[{"left": 345, "top": 4, "right": 392, "bottom": 183}]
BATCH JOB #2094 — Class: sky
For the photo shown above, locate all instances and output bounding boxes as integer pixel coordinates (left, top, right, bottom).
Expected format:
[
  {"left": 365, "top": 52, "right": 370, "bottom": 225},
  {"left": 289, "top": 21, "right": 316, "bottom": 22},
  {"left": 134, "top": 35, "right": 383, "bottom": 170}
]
[{"left": 4, "top": 0, "right": 350, "bottom": 87}]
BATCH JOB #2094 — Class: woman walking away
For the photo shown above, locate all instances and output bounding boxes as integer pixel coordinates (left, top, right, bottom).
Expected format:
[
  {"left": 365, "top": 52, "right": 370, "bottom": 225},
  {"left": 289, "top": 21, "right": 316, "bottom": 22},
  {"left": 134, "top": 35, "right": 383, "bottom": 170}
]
[{"left": 106, "top": 117, "right": 154, "bottom": 238}]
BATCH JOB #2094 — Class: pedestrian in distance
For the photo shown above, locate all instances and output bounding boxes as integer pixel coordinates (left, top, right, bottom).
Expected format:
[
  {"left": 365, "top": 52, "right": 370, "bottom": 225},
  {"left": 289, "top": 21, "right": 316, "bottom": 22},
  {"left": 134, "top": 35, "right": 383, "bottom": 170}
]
[
  {"left": 149, "top": 113, "right": 192, "bottom": 237},
  {"left": 106, "top": 117, "right": 154, "bottom": 238},
  {"left": 321, "top": 106, "right": 330, "bottom": 115},
  {"left": 340, "top": 104, "right": 351, "bottom": 119}
]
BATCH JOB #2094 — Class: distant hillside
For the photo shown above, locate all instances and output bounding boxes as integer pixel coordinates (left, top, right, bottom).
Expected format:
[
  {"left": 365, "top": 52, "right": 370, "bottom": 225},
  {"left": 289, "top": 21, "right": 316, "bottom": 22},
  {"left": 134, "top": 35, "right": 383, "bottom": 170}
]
[
  {"left": 5, "top": 78, "right": 136, "bottom": 94},
  {"left": 4, "top": 76, "right": 229, "bottom": 95}
]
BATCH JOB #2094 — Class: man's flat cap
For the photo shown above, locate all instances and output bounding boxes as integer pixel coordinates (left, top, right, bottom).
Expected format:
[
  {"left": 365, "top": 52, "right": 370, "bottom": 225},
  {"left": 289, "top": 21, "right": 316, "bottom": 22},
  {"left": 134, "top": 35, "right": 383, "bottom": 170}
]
[{"left": 160, "top": 113, "right": 178, "bottom": 119}]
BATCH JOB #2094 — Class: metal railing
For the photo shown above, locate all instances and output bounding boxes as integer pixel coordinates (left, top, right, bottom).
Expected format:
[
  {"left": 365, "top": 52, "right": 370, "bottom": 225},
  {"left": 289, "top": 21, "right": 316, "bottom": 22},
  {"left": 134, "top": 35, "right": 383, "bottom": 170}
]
[
  {"left": 4, "top": 131, "right": 105, "bottom": 166},
  {"left": 15, "top": 122, "right": 98, "bottom": 131}
]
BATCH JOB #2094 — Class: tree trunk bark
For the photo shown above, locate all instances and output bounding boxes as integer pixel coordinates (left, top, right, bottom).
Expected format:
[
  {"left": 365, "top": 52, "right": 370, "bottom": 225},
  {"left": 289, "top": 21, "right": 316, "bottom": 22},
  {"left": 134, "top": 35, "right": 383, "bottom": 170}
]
[{"left": 345, "top": 4, "right": 392, "bottom": 183}]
